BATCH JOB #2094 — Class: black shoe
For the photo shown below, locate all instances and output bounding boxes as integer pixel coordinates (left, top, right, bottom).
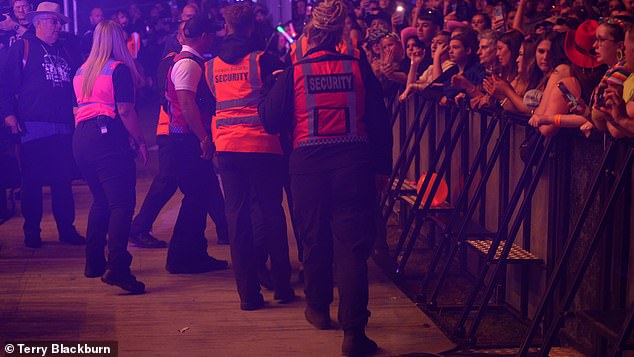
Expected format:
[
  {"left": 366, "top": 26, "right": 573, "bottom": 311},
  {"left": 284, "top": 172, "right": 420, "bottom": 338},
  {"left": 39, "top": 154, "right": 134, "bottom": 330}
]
[
  {"left": 129, "top": 232, "right": 167, "bottom": 249},
  {"left": 101, "top": 269, "right": 145, "bottom": 294},
  {"left": 240, "top": 293, "right": 265, "bottom": 311},
  {"left": 85, "top": 266, "right": 106, "bottom": 278},
  {"left": 59, "top": 228, "right": 86, "bottom": 245},
  {"left": 274, "top": 288, "right": 296, "bottom": 304},
  {"left": 305, "top": 306, "right": 332, "bottom": 330},
  {"left": 342, "top": 330, "right": 378, "bottom": 357},
  {"left": 24, "top": 231, "right": 42, "bottom": 248},
  {"left": 166, "top": 256, "right": 228, "bottom": 274}
]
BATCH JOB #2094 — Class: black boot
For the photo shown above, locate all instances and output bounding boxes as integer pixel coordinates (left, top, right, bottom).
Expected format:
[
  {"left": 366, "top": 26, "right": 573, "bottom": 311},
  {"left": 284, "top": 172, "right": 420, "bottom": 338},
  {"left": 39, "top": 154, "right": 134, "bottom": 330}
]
[
  {"left": 24, "top": 229, "right": 42, "bottom": 248},
  {"left": 59, "top": 226, "right": 86, "bottom": 245},
  {"left": 304, "top": 305, "right": 332, "bottom": 330},
  {"left": 101, "top": 269, "right": 145, "bottom": 294},
  {"left": 342, "top": 329, "right": 378, "bottom": 357}
]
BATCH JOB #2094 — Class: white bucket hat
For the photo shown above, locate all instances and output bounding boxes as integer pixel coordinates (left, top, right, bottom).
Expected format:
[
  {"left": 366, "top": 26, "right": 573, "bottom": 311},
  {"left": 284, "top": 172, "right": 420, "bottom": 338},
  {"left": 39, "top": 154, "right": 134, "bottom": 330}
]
[{"left": 26, "top": 2, "right": 70, "bottom": 24}]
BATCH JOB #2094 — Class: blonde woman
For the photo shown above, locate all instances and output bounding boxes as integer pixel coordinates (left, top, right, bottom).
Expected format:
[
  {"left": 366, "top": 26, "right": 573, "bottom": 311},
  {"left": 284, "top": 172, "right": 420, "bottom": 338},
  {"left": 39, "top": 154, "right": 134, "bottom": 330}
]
[{"left": 72, "top": 20, "right": 147, "bottom": 294}]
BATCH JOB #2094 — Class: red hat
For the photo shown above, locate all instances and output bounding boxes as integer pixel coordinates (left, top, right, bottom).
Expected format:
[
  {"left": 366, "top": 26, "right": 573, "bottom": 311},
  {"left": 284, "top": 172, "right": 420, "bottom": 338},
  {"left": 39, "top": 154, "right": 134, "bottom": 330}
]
[{"left": 564, "top": 20, "right": 600, "bottom": 69}]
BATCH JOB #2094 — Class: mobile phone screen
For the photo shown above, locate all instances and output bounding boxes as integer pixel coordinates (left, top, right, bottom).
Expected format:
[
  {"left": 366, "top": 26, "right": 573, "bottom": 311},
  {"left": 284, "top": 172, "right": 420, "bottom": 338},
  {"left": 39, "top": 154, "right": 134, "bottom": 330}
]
[{"left": 557, "top": 82, "right": 579, "bottom": 107}]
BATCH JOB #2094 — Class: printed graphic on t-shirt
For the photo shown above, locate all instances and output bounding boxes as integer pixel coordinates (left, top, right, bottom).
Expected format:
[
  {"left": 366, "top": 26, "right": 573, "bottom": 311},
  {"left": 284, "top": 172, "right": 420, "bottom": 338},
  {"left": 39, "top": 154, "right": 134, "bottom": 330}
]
[{"left": 42, "top": 52, "right": 71, "bottom": 87}]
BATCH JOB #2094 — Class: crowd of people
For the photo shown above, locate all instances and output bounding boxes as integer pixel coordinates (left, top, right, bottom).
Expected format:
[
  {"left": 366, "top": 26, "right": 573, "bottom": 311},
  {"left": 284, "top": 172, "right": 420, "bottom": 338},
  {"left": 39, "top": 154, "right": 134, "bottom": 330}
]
[{"left": 1, "top": 0, "right": 634, "bottom": 355}]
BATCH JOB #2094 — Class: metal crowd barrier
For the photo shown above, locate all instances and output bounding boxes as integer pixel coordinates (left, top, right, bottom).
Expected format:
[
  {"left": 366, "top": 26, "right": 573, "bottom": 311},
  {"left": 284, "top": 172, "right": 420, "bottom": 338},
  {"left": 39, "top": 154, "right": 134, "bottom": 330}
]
[{"left": 382, "top": 90, "right": 634, "bottom": 354}]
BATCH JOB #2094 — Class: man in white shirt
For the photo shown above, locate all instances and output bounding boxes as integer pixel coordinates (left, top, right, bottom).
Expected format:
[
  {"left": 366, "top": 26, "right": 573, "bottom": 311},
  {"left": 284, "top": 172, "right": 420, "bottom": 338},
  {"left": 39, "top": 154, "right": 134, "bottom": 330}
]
[{"left": 158, "top": 15, "right": 228, "bottom": 274}]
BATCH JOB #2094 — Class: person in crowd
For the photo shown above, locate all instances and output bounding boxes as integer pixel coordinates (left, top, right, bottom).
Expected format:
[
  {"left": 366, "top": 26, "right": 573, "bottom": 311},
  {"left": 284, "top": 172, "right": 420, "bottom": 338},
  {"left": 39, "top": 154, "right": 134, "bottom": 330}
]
[
  {"left": 585, "top": 18, "right": 631, "bottom": 136},
  {"left": 292, "top": 0, "right": 307, "bottom": 36},
  {"left": 415, "top": 8, "right": 441, "bottom": 68},
  {"left": 73, "top": 19, "right": 147, "bottom": 294},
  {"left": 540, "top": 17, "right": 632, "bottom": 137},
  {"left": 157, "top": 15, "right": 228, "bottom": 274},
  {"left": 0, "top": 0, "right": 32, "bottom": 49},
  {"left": 400, "top": 30, "right": 453, "bottom": 101},
  {"left": 598, "top": 25, "right": 634, "bottom": 138},
  {"left": 205, "top": 3, "right": 294, "bottom": 311},
  {"left": 378, "top": 32, "right": 407, "bottom": 94},
  {"left": 445, "top": 29, "right": 484, "bottom": 103},
  {"left": 364, "top": 26, "right": 388, "bottom": 77},
  {"left": 80, "top": 7, "right": 104, "bottom": 60},
  {"left": 162, "top": 3, "right": 199, "bottom": 56},
  {"left": 484, "top": 36, "right": 539, "bottom": 113},
  {"left": 253, "top": 4, "right": 275, "bottom": 51},
  {"left": 481, "top": 30, "right": 523, "bottom": 109},
  {"left": 259, "top": 0, "right": 392, "bottom": 354},
  {"left": 529, "top": 20, "right": 606, "bottom": 136},
  {"left": 471, "top": 12, "right": 491, "bottom": 33},
  {"left": 344, "top": 11, "right": 363, "bottom": 45},
  {"left": 0, "top": 1, "right": 84, "bottom": 248},
  {"left": 115, "top": 9, "right": 141, "bottom": 60}
]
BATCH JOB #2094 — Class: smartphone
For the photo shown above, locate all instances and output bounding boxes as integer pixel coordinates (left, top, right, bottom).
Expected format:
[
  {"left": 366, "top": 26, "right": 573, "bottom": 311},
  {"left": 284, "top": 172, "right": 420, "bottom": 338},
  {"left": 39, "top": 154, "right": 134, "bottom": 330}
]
[
  {"left": 557, "top": 81, "right": 580, "bottom": 108},
  {"left": 493, "top": 5, "right": 504, "bottom": 31},
  {"left": 394, "top": 5, "right": 405, "bottom": 24}
]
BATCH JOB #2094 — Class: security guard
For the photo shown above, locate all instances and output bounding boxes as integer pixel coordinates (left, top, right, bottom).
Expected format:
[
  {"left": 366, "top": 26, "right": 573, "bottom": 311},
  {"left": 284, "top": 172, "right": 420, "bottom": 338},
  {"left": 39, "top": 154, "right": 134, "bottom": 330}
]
[
  {"left": 260, "top": 0, "right": 392, "bottom": 355},
  {"left": 205, "top": 2, "right": 294, "bottom": 311},
  {"left": 159, "top": 15, "right": 228, "bottom": 274}
]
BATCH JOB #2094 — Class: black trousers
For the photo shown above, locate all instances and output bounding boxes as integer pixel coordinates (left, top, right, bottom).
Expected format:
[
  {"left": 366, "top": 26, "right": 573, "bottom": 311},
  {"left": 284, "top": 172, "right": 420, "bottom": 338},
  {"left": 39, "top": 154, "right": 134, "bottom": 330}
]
[
  {"left": 73, "top": 117, "right": 135, "bottom": 273},
  {"left": 217, "top": 152, "right": 291, "bottom": 303},
  {"left": 291, "top": 164, "right": 377, "bottom": 331},
  {"left": 130, "top": 135, "right": 227, "bottom": 238},
  {"left": 20, "top": 134, "right": 75, "bottom": 236},
  {"left": 162, "top": 135, "right": 214, "bottom": 267}
]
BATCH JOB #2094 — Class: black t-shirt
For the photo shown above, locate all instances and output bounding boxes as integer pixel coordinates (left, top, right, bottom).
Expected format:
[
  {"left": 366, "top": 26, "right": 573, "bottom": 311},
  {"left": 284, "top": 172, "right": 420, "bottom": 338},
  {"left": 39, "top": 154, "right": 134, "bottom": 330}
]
[{"left": 112, "top": 63, "right": 135, "bottom": 104}]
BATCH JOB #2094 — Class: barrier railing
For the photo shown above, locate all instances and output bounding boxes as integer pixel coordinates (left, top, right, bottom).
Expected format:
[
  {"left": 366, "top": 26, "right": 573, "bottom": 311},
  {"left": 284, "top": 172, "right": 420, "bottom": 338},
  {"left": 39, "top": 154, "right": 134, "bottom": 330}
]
[{"left": 383, "top": 91, "right": 634, "bottom": 354}]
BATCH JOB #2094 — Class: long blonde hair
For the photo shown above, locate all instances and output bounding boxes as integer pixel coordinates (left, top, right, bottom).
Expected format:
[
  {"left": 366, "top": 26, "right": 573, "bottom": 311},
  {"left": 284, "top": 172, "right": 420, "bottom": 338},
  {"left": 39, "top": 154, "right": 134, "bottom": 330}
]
[{"left": 81, "top": 20, "right": 141, "bottom": 99}]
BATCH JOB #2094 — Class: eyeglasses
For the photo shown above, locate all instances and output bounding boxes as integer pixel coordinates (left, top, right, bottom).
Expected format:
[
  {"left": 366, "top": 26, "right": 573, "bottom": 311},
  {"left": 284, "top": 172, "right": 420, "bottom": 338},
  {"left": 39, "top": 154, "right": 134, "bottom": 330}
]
[
  {"left": 595, "top": 36, "right": 617, "bottom": 46},
  {"left": 40, "top": 17, "right": 62, "bottom": 25}
]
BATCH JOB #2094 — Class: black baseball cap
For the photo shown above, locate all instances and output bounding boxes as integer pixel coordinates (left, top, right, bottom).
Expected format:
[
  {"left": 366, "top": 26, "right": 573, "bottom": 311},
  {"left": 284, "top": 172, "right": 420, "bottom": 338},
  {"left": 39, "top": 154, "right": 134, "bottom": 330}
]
[
  {"left": 417, "top": 8, "right": 442, "bottom": 28},
  {"left": 183, "top": 15, "right": 220, "bottom": 38}
]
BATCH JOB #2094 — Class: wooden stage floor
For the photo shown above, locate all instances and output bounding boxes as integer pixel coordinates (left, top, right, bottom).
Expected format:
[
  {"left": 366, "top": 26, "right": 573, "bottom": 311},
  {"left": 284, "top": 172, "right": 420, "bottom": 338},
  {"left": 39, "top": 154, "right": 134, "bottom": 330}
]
[{"left": 0, "top": 176, "right": 454, "bottom": 356}]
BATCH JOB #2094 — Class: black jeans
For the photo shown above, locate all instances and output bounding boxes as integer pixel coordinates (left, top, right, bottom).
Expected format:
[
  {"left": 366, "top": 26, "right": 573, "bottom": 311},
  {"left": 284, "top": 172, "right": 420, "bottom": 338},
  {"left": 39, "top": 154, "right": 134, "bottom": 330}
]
[
  {"left": 291, "top": 164, "right": 377, "bottom": 331},
  {"left": 217, "top": 152, "right": 291, "bottom": 303},
  {"left": 20, "top": 134, "right": 75, "bottom": 236},
  {"left": 73, "top": 117, "right": 135, "bottom": 273},
  {"left": 130, "top": 135, "right": 227, "bottom": 238},
  {"left": 162, "top": 134, "right": 214, "bottom": 267}
]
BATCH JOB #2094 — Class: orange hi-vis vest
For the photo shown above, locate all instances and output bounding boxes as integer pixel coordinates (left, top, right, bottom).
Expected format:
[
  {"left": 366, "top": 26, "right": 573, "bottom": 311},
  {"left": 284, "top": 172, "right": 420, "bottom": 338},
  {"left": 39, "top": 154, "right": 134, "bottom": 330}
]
[
  {"left": 205, "top": 51, "right": 282, "bottom": 154},
  {"left": 73, "top": 59, "right": 121, "bottom": 125},
  {"left": 127, "top": 32, "right": 141, "bottom": 59},
  {"left": 290, "top": 35, "right": 360, "bottom": 64},
  {"left": 292, "top": 50, "right": 367, "bottom": 148}
]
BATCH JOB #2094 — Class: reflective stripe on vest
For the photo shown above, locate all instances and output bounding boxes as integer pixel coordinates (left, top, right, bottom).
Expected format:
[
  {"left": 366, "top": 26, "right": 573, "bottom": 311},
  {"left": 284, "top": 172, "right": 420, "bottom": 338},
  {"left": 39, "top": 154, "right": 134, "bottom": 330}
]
[
  {"left": 207, "top": 51, "right": 282, "bottom": 154},
  {"left": 73, "top": 59, "right": 121, "bottom": 125},
  {"left": 164, "top": 51, "right": 207, "bottom": 135},
  {"left": 291, "top": 35, "right": 360, "bottom": 64},
  {"left": 292, "top": 51, "right": 367, "bottom": 148}
]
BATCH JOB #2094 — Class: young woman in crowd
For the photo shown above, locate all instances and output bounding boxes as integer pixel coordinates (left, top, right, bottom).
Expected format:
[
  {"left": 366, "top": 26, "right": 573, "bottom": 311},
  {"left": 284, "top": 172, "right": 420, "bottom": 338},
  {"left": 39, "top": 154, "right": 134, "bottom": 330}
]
[
  {"left": 399, "top": 30, "right": 452, "bottom": 101},
  {"left": 482, "top": 30, "right": 532, "bottom": 112},
  {"left": 529, "top": 21, "right": 607, "bottom": 136},
  {"left": 599, "top": 26, "right": 634, "bottom": 138},
  {"left": 72, "top": 20, "right": 148, "bottom": 294}
]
